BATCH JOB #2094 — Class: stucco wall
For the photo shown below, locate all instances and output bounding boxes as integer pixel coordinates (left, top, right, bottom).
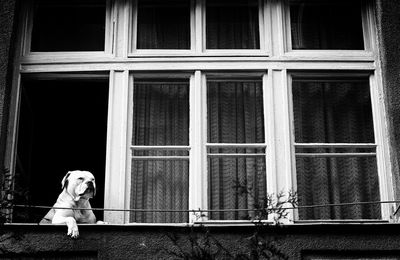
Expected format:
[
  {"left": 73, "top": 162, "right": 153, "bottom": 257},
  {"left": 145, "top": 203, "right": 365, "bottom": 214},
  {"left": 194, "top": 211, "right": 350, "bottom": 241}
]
[
  {"left": 2, "top": 224, "right": 400, "bottom": 259},
  {"left": 376, "top": 0, "right": 400, "bottom": 200},
  {"left": 0, "top": 0, "right": 17, "bottom": 181}
]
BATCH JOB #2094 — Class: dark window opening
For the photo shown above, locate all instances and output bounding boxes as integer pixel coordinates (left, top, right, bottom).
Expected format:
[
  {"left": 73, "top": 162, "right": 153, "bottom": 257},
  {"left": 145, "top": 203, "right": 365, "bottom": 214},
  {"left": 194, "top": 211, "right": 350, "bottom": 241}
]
[{"left": 14, "top": 77, "right": 109, "bottom": 223}]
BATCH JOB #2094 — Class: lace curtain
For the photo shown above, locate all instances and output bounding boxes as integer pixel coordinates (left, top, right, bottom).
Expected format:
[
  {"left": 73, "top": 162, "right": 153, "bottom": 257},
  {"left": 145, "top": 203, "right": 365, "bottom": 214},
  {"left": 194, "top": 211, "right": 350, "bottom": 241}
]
[
  {"left": 292, "top": 80, "right": 381, "bottom": 219},
  {"left": 206, "top": 0, "right": 260, "bottom": 49},
  {"left": 130, "top": 82, "right": 189, "bottom": 223},
  {"left": 207, "top": 81, "right": 266, "bottom": 220}
]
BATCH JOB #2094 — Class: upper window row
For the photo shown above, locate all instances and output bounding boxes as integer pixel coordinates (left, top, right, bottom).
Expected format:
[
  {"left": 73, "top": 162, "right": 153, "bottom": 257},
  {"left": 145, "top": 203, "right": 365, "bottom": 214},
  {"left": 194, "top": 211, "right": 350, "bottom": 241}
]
[{"left": 28, "top": 0, "right": 367, "bottom": 53}]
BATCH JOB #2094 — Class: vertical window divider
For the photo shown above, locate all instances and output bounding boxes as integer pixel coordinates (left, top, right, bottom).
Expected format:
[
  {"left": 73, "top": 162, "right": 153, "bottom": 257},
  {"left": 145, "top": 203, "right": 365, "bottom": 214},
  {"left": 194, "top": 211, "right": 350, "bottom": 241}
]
[
  {"left": 271, "top": 69, "right": 295, "bottom": 222},
  {"left": 21, "top": 0, "right": 34, "bottom": 56},
  {"left": 361, "top": 0, "right": 374, "bottom": 52},
  {"left": 264, "top": 71, "right": 276, "bottom": 207},
  {"left": 199, "top": 0, "right": 206, "bottom": 53},
  {"left": 104, "top": 0, "right": 114, "bottom": 55},
  {"left": 270, "top": 0, "right": 286, "bottom": 56},
  {"left": 189, "top": 71, "right": 206, "bottom": 222},
  {"left": 262, "top": 0, "right": 272, "bottom": 54},
  {"left": 190, "top": 0, "right": 197, "bottom": 52},
  {"left": 369, "top": 74, "right": 394, "bottom": 220},
  {"left": 104, "top": 70, "right": 130, "bottom": 224},
  {"left": 114, "top": 0, "right": 129, "bottom": 57},
  {"left": 128, "top": 0, "right": 138, "bottom": 53}
]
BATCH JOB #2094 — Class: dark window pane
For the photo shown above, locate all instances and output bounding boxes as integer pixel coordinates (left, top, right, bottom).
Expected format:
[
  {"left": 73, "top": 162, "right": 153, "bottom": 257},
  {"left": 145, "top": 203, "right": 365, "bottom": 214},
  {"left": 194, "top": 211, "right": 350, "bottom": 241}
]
[
  {"left": 132, "top": 80, "right": 189, "bottom": 146},
  {"left": 290, "top": 0, "right": 364, "bottom": 50},
  {"left": 137, "top": 0, "right": 190, "bottom": 49},
  {"left": 206, "top": 0, "right": 260, "bottom": 49},
  {"left": 292, "top": 79, "right": 374, "bottom": 143},
  {"left": 207, "top": 80, "right": 265, "bottom": 143},
  {"left": 130, "top": 160, "right": 189, "bottom": 223},
  {"left": 31, "top": 0, "right": 106, "bottom": 52},
  {"left": 296, "top": 156, "right": 381, "bottom": 220}
]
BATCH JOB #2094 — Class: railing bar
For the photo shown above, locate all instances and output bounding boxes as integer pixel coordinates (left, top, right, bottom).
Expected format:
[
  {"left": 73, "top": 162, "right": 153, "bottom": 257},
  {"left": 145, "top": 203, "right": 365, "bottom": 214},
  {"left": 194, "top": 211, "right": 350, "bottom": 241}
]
[
  {"left": 131, "top": 146, "right": 190, "bottom": 150},
  {"left": 132, "top": 156, "right": 190, "bottom": 160},
  {"left": 208, "top": 153, "right": 266, "bottom": 158},
  {"left": 296, "top": 153, "right": 377, "bottom": 158},
  {"left": 295, "top": 143, "right": 377, "bottom": 148},
  {"left": 206, "top": 143, "right": 267, "bottom": 148},
  {"left": 13, "top": 200, "right": 400, "bottom": 213}
]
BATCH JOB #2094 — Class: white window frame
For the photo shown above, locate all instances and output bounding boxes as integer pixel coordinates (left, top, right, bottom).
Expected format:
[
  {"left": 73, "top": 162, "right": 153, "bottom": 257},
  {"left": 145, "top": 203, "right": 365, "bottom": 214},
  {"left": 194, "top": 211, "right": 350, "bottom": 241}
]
[
  {"left": 19, "top": 0, "right": 114, "bottom": 61},
  {"left": 285, "top": 72, "right": 394, "bottom": 221},
  {"left": 6, "top": 0, "right": 394, "bottom": 225},
  {"left": 283, "top": 0, "right": 376, "bottom": 60}
]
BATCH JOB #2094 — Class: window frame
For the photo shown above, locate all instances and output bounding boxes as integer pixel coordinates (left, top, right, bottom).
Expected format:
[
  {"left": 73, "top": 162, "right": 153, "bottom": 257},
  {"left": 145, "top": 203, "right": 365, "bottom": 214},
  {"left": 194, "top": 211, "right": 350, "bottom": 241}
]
[
  {"left": 286, "top": 72, "right": 394, "bottom": 221},
  {"left": 20, "top": 0, "right": 114, "bottom": 60},
  {"left": 6, "top": 0, "right": 394, "bottom": 225},
  {"left": 283, "top": 0, "right": 376, "bottom": 59}
]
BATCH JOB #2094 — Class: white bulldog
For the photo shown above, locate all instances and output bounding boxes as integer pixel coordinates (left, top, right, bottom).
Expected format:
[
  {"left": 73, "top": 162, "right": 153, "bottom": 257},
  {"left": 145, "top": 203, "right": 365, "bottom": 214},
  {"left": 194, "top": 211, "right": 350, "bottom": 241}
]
[{"left": 40, "top": 170, "right": 106, "bottom": 238}]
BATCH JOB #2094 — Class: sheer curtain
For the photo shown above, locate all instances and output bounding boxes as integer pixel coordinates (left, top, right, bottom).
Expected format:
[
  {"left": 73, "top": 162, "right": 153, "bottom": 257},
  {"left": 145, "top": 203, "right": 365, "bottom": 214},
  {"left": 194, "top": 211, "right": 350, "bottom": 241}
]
[
  {"left": 292, "top": 80, "right": 381, "bottom": 219},
  {"left": 207, "top": 81, "right": 266, "bottom": 220},
  {"left": 130, "top": 82, "right": 189, "bottom": 223},
  {"left": 206, "top": 0, "right": 260, "bottom": 49}
]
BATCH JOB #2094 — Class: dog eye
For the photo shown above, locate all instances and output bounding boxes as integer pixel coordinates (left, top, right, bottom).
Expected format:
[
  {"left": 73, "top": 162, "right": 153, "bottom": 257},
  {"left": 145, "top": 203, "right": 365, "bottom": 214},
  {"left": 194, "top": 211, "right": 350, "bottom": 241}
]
[{"left": 78, "top": 177, "right": 84, "bottom": 181}]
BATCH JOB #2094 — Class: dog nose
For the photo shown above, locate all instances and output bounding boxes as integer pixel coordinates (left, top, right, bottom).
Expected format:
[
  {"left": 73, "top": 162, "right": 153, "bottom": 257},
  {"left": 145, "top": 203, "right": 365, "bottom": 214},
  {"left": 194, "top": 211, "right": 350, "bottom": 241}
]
[{"left": 87, "top": 181, "right": 94, "bottom": 187}]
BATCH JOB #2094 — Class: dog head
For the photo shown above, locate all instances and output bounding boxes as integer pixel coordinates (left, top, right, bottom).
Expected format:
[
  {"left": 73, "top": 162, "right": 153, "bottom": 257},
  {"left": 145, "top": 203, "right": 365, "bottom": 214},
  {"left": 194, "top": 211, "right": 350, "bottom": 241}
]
[{"left": 61, "top": 170, "right": 96, "bottom": 201}]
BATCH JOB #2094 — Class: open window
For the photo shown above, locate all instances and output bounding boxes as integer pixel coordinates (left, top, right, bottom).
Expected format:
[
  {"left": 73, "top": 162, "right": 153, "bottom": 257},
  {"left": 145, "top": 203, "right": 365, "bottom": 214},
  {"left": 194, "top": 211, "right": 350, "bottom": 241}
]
[{"left": 13, "top": 75, "right": 109, "bottom": 223}]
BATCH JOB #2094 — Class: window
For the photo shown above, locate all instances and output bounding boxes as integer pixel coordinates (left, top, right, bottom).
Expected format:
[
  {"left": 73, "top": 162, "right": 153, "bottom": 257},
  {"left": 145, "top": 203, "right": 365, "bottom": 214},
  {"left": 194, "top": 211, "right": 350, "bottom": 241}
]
[
  {"left": 206, "top": 77, "right": 266, "bottom": 220},
  {"left": 13, "top": 76, "right": 109, "bottom": 222},
  {"left": 8, "top": 0, "right": 392, "bottom": 225},
  {"left": 289, "top": 0, "right": 364, "bottom": 50},
  {"left": 206, "top": 0, "right": 261, "bottom": 49},
  {"left": 291, "top": 74, "right": 380, "bottom": 220},
  {"left": 136, "top": 0, "right": 191, "bottom": 49},
  {"left": 129, "top": 77, "right": 190, "bottom": 223},
  {"left": 30, "top": 0, "right": 107, "bottom": 52}
]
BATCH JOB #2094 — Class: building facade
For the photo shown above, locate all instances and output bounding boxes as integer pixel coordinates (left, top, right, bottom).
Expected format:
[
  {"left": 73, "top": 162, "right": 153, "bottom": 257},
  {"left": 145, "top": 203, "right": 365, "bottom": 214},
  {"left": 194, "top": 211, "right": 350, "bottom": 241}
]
[{"left": 1, "top": 0, "right": 400, "bottom": 258}]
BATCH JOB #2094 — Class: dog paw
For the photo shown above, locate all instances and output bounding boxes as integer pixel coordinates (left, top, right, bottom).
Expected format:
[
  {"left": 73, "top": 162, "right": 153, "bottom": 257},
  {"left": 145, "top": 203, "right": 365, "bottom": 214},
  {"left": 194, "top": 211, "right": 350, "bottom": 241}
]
[
  {"left": 67, "top": 227, "right": 79, "bottom": 238},
  {"left": 96, "top": 220, "right": 109, "bottom": 224}
]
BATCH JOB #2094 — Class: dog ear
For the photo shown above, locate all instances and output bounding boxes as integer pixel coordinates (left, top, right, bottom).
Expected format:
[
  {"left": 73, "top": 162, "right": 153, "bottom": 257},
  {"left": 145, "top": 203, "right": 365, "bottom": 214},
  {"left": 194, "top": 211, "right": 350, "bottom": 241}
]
[{"left": 61, "top": 171, "right": 72, "bottom": 190}]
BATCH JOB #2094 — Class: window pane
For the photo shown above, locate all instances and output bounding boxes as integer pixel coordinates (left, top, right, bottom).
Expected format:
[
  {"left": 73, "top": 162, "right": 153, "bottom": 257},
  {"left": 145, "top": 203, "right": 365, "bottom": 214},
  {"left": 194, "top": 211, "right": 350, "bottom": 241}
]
[
  {"left": 208, "top": 156, "right": 266, "bottom": 220},
  {"left": 290, "top": 0, "right": 364, "bottom": 50},
  {"left": 31, "top": 0, "right": 106, "bottom": 52},
  {"left": 206, "top": 0, "right": 260, "bottom": 49},
  {"left": 136, "top": 0, "right": 190, "bottom": 49},
  {"left": 130, "top": 160, "right": 189, "bottom": 223},
  {"left": 207, "top": 80, "right": 265, "bottom": 143},
  {"left": 296, "top": 156, "right": 381, "bottom": 220},
  {"left": 132, "top": 80, "right": 189, "bottom": 146},
  {"left": 292, "top": 79, "right": 374, "bottom": 143}
]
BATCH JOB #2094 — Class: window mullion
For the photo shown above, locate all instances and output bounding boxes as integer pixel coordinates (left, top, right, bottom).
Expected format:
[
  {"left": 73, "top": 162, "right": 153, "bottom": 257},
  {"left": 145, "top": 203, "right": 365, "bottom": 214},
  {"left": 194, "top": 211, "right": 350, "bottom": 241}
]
[
  {"left": 104, "top": 70, "right": 130, "bottom": 224},
  {"left": 264, "top": 71, "right": 276, "bottom": 203},
  {"left": 113, "top": 0, "right": 129, "bottom": 57},
  {"left": 369, "top": 74, "right": 394, "bottom": 220},
  {"left": 271, "top": 69, "right": 295, "bottom": 222},
  {"left": 269, "top": 0, "right": 286, "bottom": 56},
  {"left": 188, "top": 71, "right": 206, "bottom": 222}
]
